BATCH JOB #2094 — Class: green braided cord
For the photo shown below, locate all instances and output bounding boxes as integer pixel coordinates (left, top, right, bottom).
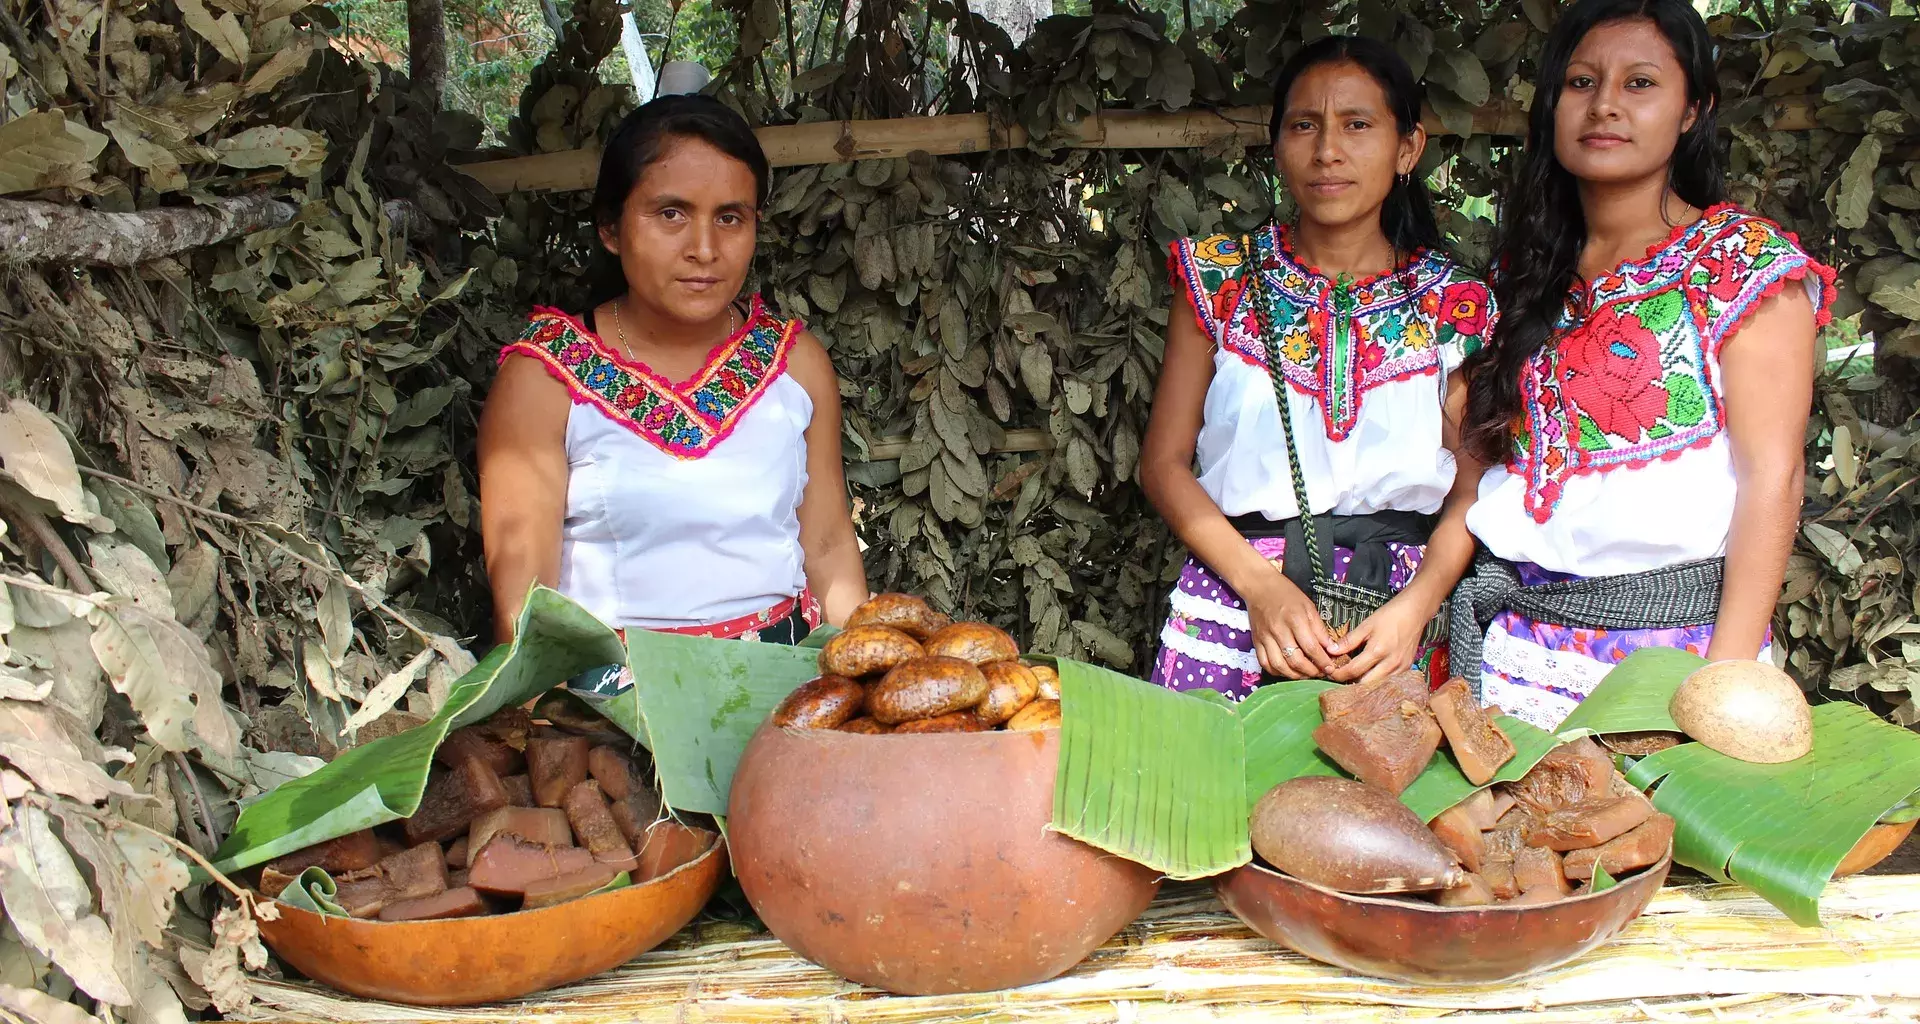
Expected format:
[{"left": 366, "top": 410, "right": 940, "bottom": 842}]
[{"left": 1240, "top": 232, "right": 1329, "bottom": 591}]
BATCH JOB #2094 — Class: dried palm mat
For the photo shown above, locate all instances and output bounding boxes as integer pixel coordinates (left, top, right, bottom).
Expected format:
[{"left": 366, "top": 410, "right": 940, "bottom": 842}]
[{"left": 235, "top": 875, "right": 1920, "bottom": 1024}]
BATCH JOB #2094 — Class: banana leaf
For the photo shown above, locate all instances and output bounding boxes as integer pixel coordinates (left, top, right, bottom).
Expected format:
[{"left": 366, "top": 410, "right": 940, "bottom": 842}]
[
  {"left": 211, "top": 587, "right": 623, "bottom": 875},
  {"left": 278, "top": 867, "right": 348, "bottom": 917},
  {"left": 1553, "top": 646, "right": 1694, "bottom": 738}
]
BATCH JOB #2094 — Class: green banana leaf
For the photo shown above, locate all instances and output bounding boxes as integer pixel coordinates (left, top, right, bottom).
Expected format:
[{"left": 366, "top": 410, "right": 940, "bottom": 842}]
[
  {"left": 277, "top": 866, "right": 348, "bottom": 917},
  {"left": 1554, "top": 646, "right": 1694, "bottom": 738},
  {"left": 1589, "top": 863, "right": 1618, "bottom": 894},
  {"left": 211, "top": 587, "right": 624, "bottom": 875}
]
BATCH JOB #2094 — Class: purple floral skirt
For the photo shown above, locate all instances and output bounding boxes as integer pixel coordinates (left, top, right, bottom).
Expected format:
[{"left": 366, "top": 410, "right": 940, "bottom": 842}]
[{"left": 1150, "top": 536, "right": 1434, "bottom": 701}]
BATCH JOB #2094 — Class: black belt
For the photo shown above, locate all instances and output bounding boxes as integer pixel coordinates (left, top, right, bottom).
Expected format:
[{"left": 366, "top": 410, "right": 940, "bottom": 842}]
[{"left": 1227, "top": 509, "right": 1437, "bottom": 599}]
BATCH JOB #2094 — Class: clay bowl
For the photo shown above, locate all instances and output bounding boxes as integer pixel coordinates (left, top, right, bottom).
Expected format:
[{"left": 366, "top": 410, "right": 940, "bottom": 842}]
[
  {"left": 1216, "top": 852, "right": 1671, "bottom": 985},
  {"left": 727, "top": 722, "right": 1161, "bottom": 995},
  {"left": 1835, "top": 818, "right": 1918, "bottom": 877},
  {"left": 255, "top": 836, "right": 726, "bottom": 1005}
]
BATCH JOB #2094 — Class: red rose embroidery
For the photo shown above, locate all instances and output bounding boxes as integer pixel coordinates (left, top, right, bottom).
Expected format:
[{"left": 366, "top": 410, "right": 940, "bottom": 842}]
[
  {"left": 1558, "top": 305, "right": 1668, "bottom": 441},
  {"left": 1211, "top": 276, "right": 1245, "bottom": 327},
  {"left": 1441, "top": 282, "right": 1490, "bottom": 336}
]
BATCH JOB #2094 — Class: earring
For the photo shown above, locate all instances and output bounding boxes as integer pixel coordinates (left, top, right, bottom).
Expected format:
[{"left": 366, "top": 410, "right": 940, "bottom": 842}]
[{"left": 1396, "top": 171, "right": 1411, "bottom": 187}]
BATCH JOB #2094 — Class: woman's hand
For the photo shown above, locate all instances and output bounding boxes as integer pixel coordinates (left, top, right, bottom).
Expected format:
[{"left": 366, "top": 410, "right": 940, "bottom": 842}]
[
  {"left": 1328, "top": 592, "right": 1432, "bottom": 685},
  {"left": 1244, "top": 572, "right": 1339, "bottom": 679}
]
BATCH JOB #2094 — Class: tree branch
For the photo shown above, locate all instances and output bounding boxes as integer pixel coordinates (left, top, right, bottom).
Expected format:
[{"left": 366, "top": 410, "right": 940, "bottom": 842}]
[
  {"left": 407, "top": 0, "right": 448, "bottom": 108},
  {"left": 0, "top": 194, "right": 296, "bottom": 267}
]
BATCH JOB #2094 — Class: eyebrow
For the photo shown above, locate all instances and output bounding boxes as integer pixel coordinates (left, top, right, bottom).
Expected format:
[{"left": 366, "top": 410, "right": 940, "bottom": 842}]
[
  {"left": 647, "top": 195, "right": 755, "bottom": 213},
  {"left": 1284, "top": 106, "right": 1380, "bottom": 120}
]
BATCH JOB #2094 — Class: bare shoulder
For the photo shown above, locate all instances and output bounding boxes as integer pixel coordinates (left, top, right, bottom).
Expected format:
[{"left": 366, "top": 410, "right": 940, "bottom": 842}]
[{"left": 784, "top": 328, "right": 841, "bottom": 398}]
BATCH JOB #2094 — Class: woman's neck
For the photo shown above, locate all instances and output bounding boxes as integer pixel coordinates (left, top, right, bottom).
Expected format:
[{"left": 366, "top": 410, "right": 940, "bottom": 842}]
[
  {"left": 1577, "top": 172, "right": 1702, "bottom": 275},
  {"left": 614, "top": 292, "right": 738, "bottom": 354},
  {"left": 1290, "top": 217, "right": 1394, "bottom": 280}
]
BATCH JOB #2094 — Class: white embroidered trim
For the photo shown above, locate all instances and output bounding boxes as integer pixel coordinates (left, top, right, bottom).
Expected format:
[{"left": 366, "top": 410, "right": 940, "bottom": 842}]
[
  {"left": 1168, "top": 587, "right": 1252, "bottom": 630},
  {"left": 1159, "top": 623, "right": 1262, "bottom": 672},
  {"left": 1479, "top": 622, "right": 1773, "bottom": 730}
]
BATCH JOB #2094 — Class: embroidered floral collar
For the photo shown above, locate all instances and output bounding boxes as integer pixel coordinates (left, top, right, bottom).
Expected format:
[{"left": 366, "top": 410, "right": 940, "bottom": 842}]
[{"left": 499, "top": 295, "right": 800, "bottom": 460}]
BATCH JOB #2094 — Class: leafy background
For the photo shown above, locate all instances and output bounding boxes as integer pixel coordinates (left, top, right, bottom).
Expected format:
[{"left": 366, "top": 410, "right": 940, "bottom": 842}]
[{"left": 0, "top": 0, "right": 1915, "bottom": 1019}]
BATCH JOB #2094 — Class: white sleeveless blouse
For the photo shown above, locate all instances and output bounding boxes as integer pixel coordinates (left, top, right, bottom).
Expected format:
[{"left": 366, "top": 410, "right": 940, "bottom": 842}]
[
  {"left": 500, "top": 297, "right": 812, "bottom": 629},
  {"left": 1172, "top": 227, "right": 1497, "bottom": 519}
]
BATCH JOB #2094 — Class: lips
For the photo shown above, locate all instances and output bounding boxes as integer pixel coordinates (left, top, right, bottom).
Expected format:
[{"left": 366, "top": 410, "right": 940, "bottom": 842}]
[
  {"left": 1306, "top": 180, "right": 1355, "bottom": 194},
  {"left": 679, "top": 277, "right": 723, "bottom": 290},
  {"left": 1580, "top": 132, "right": 1628, "bottom": 147}
]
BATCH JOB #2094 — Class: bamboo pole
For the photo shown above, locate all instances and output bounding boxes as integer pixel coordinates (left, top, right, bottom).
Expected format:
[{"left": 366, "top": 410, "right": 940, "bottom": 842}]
[{"left": 458, "top": 96, "right": 1820, "bottom": 195}]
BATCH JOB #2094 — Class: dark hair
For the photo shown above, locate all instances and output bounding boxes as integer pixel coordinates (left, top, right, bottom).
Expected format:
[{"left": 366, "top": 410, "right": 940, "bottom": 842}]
[
  {"left": 586, "top": 94, "right": 771, "bottom": 306},
  {"left": 1267, "top": 35, "right": 1446, "bottom": 256},
  {"left": 1461, "top": 0, "right": 1725, "bottom": 463}
]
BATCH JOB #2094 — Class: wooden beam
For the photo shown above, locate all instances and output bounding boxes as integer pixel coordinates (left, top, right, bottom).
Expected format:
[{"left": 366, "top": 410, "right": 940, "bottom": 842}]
[
  {"left": 863, "top": 428, "right": 1054, "bottom": 463},
  {"left": 457, "top": 95, "right": 1822, "bottom": 195}
]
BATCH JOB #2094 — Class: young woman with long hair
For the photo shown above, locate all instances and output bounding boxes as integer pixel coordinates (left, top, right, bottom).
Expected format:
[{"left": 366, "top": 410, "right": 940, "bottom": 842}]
[
  {"left": 477, "top": 94, "right": 868, "bottom": 680},
  {"left": 1456, "top": 0, "right": 1833, "bottom": 728},
  {"left": 1140, "top": 36, "right": 1496, "bottom": 698}
]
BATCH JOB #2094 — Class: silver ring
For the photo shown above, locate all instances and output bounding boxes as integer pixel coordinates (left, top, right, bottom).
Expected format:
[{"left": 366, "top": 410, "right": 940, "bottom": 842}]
[{"left": 1281, "top": 645, "right": 1300, "bottom": 657}]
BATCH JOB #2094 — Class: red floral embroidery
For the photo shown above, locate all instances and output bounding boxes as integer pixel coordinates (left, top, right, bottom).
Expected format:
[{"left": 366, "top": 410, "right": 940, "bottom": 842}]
[
  {"left": 1211, "top": 276, "right": 1245, "bottom": 327},
  {"left": 1697, "top": 250, "right": 1746, "bottom": 303},
  {"left": 1441, "top": 282, "right": 1490, "bottom": 336},
  {"left": 1358, "top": 336, "right": 1386, "bottom": 374},
  {"left": 1556, "top": 305, "right": 1667, "bottom": 441}
]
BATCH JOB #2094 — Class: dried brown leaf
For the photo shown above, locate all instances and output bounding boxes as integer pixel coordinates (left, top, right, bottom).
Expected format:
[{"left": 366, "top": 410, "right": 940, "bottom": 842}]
[
  {"left": 0, "top": 806, "right": 130, "bottom": 1005},
  {"left": 88, "top": 600, "right": 239, "bottom": 757}
]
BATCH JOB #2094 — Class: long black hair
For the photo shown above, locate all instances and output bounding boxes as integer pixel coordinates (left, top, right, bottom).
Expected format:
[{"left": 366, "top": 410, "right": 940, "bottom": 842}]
[
  {"left": 586, "top": 94, "right": 771, "bottom": 307},
  {"left": 1460, "top": 0, "right": 1725, "bottom": 463},
  {"left": 1267, "top": 35, "right": 1446, "bottom": 256}
]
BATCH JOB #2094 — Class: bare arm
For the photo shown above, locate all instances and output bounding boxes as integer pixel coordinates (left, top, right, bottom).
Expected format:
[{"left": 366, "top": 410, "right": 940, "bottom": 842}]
[
  {"left": 477, "top": 355, "right": 570, "bottom": 642},
  {"left": 1140, "top": 293, "right": 1337, "bottom": 678},
  {"left": 786, "top": 330, "right": 869, "bottom": 626},
  {"left": 1711, "top": 286, "right": 1817, "bottom": 660}
]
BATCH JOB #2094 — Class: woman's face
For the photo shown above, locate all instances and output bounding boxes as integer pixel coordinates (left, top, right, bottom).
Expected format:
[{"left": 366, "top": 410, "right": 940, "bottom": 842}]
[
  {"left": 1552, "top": 18, "right": 1697, "bottom": 190},
  {"left": 598, "top": 135, "right": 759, "bottom": 324},
  {"left": 1275, "top": 60, "right": 1422, "bottom": 236}
]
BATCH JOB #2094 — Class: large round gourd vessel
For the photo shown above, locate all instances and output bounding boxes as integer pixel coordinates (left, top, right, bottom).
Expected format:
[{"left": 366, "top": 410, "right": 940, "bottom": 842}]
[{"left": 727, "top": 722, "right": 1161, "bottom": 994}]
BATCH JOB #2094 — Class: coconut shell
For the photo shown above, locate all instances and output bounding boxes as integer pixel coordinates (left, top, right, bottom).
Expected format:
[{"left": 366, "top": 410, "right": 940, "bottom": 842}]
[
  {"left": 845, "top": 593, "right": 950, "bottom": 641},
  {"left": 866, "top": 656, "right": 990, "bottom": 725},
  {"left": 923, "top": 622, "right": 1021, "bottom": 665},
  {"left": 1669, "top": 660, "right": 1813, "bottom": 764},
  {"left": 1249, "top": 776, "right": 1467, "bottom": 894},
  {"left": 770, "top": 675, "right": 866, "bottom": 729},
  {"left": 974, "top": 661, "right": 1040, "bottom": 726},
  {"left": 1006, "top": 698, "right": 1061, "bottom": 731},
  {"left": 818, "top": 626, "right": 925, "bottom": 679}
]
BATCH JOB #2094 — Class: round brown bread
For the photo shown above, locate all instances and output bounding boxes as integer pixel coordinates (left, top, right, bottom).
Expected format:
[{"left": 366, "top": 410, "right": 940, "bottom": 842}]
[
  {"left": 974, "top": 661, "right": 1040, "bottom": 726},
  {"left": 923, "top": 621, "right": 1020, "bottom": 665},
  {"left": 866, "top": 656, "right": 990, "bottom": 725},
  {"left": 1026, "top": 662, "right": 1061, "bottom": 701},
  {"left": 770, "top": 676, "right": 866, "bottom": 729},
  {"left": 1006, "top": 698, "right": 1061, "bottom": 731},
  {"left": 834, "top": 716, "right": 892, "bottom": 735},
  {"left": 893, "top": 711, "right": 989, "bottom": 733},
  {"left": 817, "top": 625, "right": 924, "bottom": 679},
  {"left": 845, "top": 593, "right": 949, "bottom": 641}
]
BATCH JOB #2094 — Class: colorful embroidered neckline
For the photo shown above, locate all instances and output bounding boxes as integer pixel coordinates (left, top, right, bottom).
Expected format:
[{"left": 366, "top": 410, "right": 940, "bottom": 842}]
[
  {"left": 1273, "top": 222, "right": 1433, "bottom": 296},
  {"left": 500, "top": 295, "right": 800, "bottom": 460}
]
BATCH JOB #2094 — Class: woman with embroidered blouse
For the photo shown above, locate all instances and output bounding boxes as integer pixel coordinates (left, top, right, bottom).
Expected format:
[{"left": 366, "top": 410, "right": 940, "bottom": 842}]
[
  {"left": 1140, "top": 36, "right": 1495, "bottom": 699},
  {"left": 1454, "top": 0, "right": 1833, "bottom": 729},
  {"left": 477, "top": 95, "right": 868, "bottom": 657}
]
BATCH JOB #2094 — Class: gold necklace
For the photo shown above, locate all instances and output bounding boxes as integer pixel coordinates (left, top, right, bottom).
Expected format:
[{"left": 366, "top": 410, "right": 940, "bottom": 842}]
[{"left": 613, "top": 298, "right": 737, "bottom": 365}]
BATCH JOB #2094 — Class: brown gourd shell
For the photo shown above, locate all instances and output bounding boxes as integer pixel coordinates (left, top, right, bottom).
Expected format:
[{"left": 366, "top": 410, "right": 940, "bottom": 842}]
[
  {"left": 893, "top": 711, "right": 989, "bottom": 734},
  {"left": 1006, "top": 698, "right": 1062, "bottom": 731},
  {"left": 845, "top": 593, "right": 951, "bottom": 641},
  {"left": 923, "top": 622, "right": 1021, "bottom": 665},
  {"left": 866, "top": 657, "right": 990, "bottom": 725},
  {"left": 770, "top": 676, "right": 866, "bottom": 730},
  {"left": 974, "top": 661, "right": 1041, "bottom": 726},
  {"left": 1249, "top": 776, "right": 1466, "bottom": 894},
  {"left": 818, "top": 626, "right": 924, "bottom": 679}
]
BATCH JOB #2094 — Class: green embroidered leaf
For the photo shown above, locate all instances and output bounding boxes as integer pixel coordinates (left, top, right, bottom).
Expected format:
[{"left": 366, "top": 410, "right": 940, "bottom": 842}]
[
  {"left": 1635, "top": 288, "right": 1685, "bottom": 334},
  {"left": 1577, "top": 413, "right": 1607, "bottom": 449},
  {"left": 1663, "top": 372, "right": 1708, "bottom": 427}
]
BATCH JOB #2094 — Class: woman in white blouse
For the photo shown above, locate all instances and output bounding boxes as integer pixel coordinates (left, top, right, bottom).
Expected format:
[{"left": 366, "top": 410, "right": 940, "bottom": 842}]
[
  {"left": 477, "top": 95, "right": 867, "bottom": 660},
  {"left": 1140, "top": 36, "right": 1495, "bottom": 698}
]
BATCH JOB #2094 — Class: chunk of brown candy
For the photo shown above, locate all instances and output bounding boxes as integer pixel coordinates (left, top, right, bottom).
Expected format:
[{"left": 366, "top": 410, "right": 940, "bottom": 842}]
[
  {"left": 467, "top": 834, "right": 595, "bottom": 896},
  {"left": 563, "top": 780, "right": 635, "bottom": 863},
  {"left": 527, "top": 731, "right": 592, "bottom": 809},
  {"left": 1458, "top": 788, "right": 1501, "bottom": 832},
  {"left": 1429, "top": 679, "right": 1517, "bottom": 786},
  {"left": 436, "top": 726, "right": 525, "bottom": 778},
  {"left": 444, "top": 836, "right": 467, "bottom": 869},
  {"left": 476, "top": 706, "right": 533, "bottom": 750},
  {"left": 259, "top": 866, "right": 298, "bottom": 900},
  {"left": 1501, "top": 886, "right": 1567, "bottom": 907},
  {"left": 1318, "top": 669, "right": 1430, "bottom": 722},
  {"left": 636, "top": 821, "right": 717, "bottom": 881},
  {"left": 521, "top": 863, "right": 623, "bottom": 910},
  {"left": 447, "top": 868, "right": 469, "bottom": 888},
  {"left": 587, "top": 745, "right": 635, "bottom": 802},
  {"left": 1482, "top": 859, "right": 1519, "bottom": 900},
  {"left": 1312, "top": 704, "right": 1442, "bottom": 795},
  {"left": 467, "top": 806, "right": 573, "bottom": 865},
  {"left": 378, "top": 886, "right": 490, "bottom": 922},
  {"left": 1483, "top": 824, "right": 1526, "bottom": 865},
  {"left": 501, "top": 774, "right": 535, "bottom": 807},
  {"left": 382, "top": 843, "right": 451, "bottom": 902},
  {"left": 1564, "top": 813, "right": 1675, "bottom": 881},
  {"left": 1509, "top": 737, "right": 1614, "bottom": 814},
  {"left": 1436, "top": 873, "right": 1496, "bottom": 908},
  {"left": 265, "top": 828, "right": 381, "bottom": 877},
  {"left": 1513, "top": 846, "right": 1571, "bottom": 896},
  {"left": 332, "top": 875, "right": 392, "bottom": 919},
  {"left": 402, "top": 756, "right": 510, "bottom": 846},
  {"left": 1601, "top": 730, "right": 1685, "bottom": 757},
  {"left": 1429, "top": 804, "right": 1485, "bottom": 874},
  {"left": 1526, "top": 790, "right": 1656, "bottom": 852},
  {"left": 1490, "top": 788, "right": 1517, "bottom": 822}
]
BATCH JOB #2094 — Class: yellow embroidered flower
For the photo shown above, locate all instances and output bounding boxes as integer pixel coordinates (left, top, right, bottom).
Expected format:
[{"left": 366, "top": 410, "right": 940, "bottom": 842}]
[
  {"left": 1195, "top": 236, "right": 1243, "bottom": 268},
  {"left": 1406, "top": 319, "right": 1433, "bottom": 350},
  {"left": 1280, "top": 327, "right": 1313, "bottom": 364}
]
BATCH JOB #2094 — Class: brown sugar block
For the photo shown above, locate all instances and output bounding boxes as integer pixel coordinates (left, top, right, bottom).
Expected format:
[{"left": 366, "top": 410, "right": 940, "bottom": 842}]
[
  {"left": 447, "top": 868, "right": 469, "bottom": 888},
  {"left": 436, "top": 726, "right": 525, "bottom": 778},
  {"left": 1564, "top": 813, "right": 1675, "bottom": 881},
  {"left": 587, "top": 745, "right": 636, "bottom": 802},
  {"left": 332, "top": 875, "right": 392, "bottom": 919},
  {"left": 1319, "top": 670, "right": 1430, "bottom": 722},
  {"left": 501, "top": 774, "right": 535, "bottom": 807},
  {"left": 1513, "top": 846, "right": 1572, "bottom": 896},
  {"left": 468, "top": 806, "right": 573, "bottom": 865},
  {"left": 402, "top": 756, "right": 510, "bottom": 846},
  {"left": 382, "top": 843, "right": 451, "bottom": 903},
  {"left": 1458, "top": 788, "right": 1501, "bottom": 832},
  {"left": 1500, "top": 886, "right": 1567, "bottom": 906},
  {"left": 532, "top": 693, "right": 627, "bottom": 744},
  {"left": 1436, "top": 873, "right": 1496, "bottom": 908},
  {"left": 1483, "top": 824, "right": 1526, "bottom": 865},
  {"left": 607, "top": 790, "right": 662, "bottom": 850},
  {"left": 1482, "top": 859, "right": 1519, "bottom": 900},
  {"left": 259, "top": 866, "right": 298, "bottom": 900},
  {"left": 444, "top": 836, "right": 468, "bottom": 869},
  {"left": 1312, "top": 704, "right": 1442, "bottom": 795},
  {"left": 476, "top": 706, "right": 533, "bottom": 750},
  {"left": 1429, "top": 679, "right": 1517, "bottom": 785},
  {"left": 1601, "top": 731, "right": 1685, "bottom": 756},
  {"left": 266, "top": 828, "right": 381, "bottom": 877},
  {"left": 467, "top": 834, "right": 595, "bottom": 897},
  {"left": 1526, "top": 791, "right": 1656, "bottom": 852},
  {"left": 378, "top": 887, "right": 490, "bottom": 922},
  {"left": 562, "top": 780, "right": 635, "bottom": 863},
  {"left": 1490, "top": 788, "right": 1517, "bottom": 823},
  {"left": 636, "top": 821, "right": 717, "bottom": 881},
  {"left": 527, "top": 730, "right": 593, "bottom": 809},
  {"left": 522, "top": 863, "right": 624, "bottom": 910},
  {"left": 1429, "top": 804, "right": 1486, "bottom": 874},
  {"left": 1510, "top": 737, "right": 1614, "bottom": 814}
]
